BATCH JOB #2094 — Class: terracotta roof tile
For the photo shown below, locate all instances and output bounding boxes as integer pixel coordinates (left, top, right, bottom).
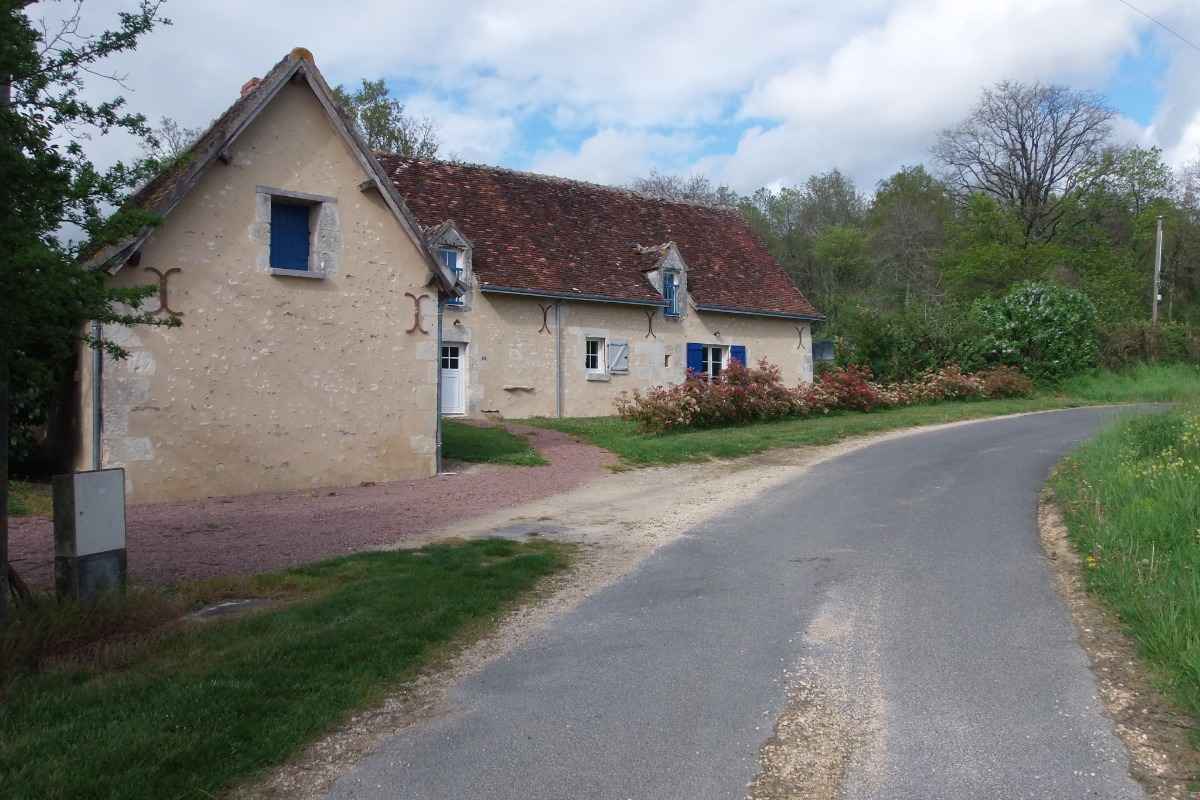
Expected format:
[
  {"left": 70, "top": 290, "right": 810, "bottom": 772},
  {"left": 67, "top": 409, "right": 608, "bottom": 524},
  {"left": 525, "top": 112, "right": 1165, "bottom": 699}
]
[{"left": 379, "top": 156, "right": 822, "bottom": 319}]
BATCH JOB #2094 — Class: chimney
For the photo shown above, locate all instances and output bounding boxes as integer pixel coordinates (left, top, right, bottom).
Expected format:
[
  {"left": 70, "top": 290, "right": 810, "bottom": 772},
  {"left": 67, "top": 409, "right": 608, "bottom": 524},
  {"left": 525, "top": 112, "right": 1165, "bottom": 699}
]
[{"left": 240, "top": 77, "right": 260, "bottom": 96}]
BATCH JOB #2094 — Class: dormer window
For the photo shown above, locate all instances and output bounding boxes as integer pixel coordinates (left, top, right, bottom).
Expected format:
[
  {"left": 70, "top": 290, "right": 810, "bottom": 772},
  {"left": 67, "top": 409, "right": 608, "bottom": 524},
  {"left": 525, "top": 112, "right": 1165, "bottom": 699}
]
[
  {"left": 440, "top": 248, "right": 464, "bottom": 306},
  {"left": 664, "top": 271, "right": 680, "bottom": 317}
]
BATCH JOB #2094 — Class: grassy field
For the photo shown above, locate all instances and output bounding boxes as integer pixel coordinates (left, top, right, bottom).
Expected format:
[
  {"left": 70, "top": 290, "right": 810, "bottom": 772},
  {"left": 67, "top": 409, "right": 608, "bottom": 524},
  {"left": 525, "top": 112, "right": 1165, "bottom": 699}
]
[
  {"left": 0, "top": 539, "right": 572, "bottom": 800},
  {"left": 442, "top": 418, "right": 548, "bottom": 466},
  {"left": 1050, "top": 403, "right": 1200, "bottom": 746}
]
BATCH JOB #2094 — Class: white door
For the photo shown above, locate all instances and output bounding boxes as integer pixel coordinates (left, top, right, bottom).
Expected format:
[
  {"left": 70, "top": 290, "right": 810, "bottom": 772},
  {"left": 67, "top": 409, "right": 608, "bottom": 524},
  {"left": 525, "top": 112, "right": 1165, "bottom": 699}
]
[{"left": 440, "top": 344, "right": 465, "bottom": 415}]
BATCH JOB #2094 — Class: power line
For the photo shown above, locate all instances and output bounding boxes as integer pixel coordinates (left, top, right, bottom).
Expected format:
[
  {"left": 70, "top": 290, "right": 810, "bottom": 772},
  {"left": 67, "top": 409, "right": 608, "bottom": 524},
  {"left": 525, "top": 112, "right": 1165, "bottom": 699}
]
[{"left": 1117, "top": 0, "right": 1200, "bottom": 54}]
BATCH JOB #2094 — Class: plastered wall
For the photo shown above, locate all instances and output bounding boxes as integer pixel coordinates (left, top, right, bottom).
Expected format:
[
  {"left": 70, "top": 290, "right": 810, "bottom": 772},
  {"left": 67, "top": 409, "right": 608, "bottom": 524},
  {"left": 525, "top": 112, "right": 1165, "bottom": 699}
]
[
  {"left": 79, "top": 83, "right": 442, "bottom": 502},
  {"left": 445, "top": 293, "right": 815, "bottom": 419}
]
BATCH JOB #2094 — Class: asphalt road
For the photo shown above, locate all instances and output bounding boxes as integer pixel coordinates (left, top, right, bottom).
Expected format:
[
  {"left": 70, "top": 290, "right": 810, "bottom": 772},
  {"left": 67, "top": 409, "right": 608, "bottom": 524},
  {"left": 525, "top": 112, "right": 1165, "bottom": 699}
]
[{"left": 323, "top": 407, "right": 1147, "bottom": 800}]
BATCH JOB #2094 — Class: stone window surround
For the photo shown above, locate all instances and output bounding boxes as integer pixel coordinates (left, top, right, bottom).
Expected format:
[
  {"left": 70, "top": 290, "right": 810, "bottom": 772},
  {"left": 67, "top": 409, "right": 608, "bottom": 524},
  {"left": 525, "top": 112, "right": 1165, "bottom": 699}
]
[{"left": 255, "top": 186, "right": 341, "bottom": 278}]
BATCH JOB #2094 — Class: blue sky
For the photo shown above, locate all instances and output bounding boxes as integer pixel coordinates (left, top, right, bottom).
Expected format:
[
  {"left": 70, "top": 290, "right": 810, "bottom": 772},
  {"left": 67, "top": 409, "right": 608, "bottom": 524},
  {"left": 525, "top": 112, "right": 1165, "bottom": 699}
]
[{"left": 35, "top": 0, "right": 1200, "bottom": 197}]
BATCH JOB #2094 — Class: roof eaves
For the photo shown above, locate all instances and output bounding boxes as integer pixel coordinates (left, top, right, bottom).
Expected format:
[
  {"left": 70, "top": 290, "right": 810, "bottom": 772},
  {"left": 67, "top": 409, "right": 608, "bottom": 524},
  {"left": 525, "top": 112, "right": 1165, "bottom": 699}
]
[
  {"left": 481, "top": 284, "right": 668, "bottom": 308},
  {"left": 694, "top": 303, "right": 825, "bottom": 322}
]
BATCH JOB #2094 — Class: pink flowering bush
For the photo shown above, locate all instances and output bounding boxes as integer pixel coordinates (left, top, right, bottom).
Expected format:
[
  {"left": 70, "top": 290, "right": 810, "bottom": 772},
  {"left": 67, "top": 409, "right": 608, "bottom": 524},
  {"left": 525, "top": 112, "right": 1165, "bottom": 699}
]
[
  {"left": 617, "top": 360, "right": 1035, "bottom": 434},
  {"left": 979, "top": 365, "right": 1034, "bottom": 398}
]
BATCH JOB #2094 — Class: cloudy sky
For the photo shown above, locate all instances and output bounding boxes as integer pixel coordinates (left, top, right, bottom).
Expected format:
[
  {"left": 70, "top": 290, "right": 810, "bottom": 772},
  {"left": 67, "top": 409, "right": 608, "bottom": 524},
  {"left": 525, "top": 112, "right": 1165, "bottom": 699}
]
[{"left": 33, "top": 0, "right": 1200, "bottom": 197}]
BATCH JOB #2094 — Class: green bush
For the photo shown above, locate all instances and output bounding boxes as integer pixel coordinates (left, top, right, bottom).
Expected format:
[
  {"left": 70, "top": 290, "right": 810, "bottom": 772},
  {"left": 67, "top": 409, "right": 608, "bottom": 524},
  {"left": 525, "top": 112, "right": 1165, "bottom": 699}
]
[
  {"left": 836, "top": 304, "right": 986, "bottom": 383},
  {"left": 1100, "top": 321, "right": 1200, "bottom": 371},
  {"left": 973, "top": 282, "right": 1099, "bottom": 383}
]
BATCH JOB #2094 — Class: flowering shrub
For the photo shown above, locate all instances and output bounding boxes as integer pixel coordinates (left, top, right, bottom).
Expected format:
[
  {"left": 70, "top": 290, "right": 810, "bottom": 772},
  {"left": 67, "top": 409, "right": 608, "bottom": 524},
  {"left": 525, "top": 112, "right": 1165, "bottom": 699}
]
[
  {"left": 973, "top": 282, "right": 1099, "bottom": 383},
  {"left": 978, "top": 365, "right": 1034, "bottom": 398},
  {"left": 616, "top": 360, "right": 1035, "bottom": 434},
  {"left": 812, "top": 364, "right": 882, "bottom": 412}
]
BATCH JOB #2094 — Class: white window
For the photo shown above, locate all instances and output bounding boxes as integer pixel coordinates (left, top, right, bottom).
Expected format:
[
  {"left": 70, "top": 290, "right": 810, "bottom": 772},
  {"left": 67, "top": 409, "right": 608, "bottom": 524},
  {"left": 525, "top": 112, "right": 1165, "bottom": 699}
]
[
  {"left": 585, "top": 338, "right": 604, "bottom": 373},
  {"left": 701, "top": 345, "right": 724, "bottom": 379}
]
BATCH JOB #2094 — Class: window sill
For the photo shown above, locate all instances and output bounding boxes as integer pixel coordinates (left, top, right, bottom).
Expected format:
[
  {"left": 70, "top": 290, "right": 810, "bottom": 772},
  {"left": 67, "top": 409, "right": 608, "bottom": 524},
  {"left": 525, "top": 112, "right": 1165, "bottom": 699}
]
[
  {"left": 586, "top": 372, "right": 610, "bottom": 382},
  {"left": 270, "top": 268, "right": 326, "bottom": 279}
]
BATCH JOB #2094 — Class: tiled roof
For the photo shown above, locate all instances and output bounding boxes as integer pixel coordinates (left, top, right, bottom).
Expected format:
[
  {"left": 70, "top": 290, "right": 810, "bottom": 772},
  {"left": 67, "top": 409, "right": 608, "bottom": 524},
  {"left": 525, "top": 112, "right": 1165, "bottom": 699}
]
[{"left": 378, "top": 156, "right": 822, "bottom": 319}]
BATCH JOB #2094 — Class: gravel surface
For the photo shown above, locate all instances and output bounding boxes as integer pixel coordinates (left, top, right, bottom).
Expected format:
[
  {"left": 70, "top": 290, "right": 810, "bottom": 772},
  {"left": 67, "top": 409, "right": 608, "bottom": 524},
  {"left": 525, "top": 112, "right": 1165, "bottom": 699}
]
[{"left": 7, "top": 424, "right": 613, "bottom": 588}]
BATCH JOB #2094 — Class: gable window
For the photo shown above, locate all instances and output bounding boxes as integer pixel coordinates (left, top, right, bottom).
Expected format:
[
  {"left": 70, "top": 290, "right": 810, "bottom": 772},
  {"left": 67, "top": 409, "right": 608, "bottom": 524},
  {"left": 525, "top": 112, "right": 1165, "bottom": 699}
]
[
  {"left": 440, "top": 248, "right": 464, "bottom": 306},
  {"left": 258, "top": 186, "right": 338, "bottom": 278},
  {"left": 585, "top": 338, "right": 604, "bottom": 374},
  {"left": 270, "top": 202, "right": 311, "bottom": 271},
  {"left": 663, "top": 271, "right": 680, "bottom": 317}
]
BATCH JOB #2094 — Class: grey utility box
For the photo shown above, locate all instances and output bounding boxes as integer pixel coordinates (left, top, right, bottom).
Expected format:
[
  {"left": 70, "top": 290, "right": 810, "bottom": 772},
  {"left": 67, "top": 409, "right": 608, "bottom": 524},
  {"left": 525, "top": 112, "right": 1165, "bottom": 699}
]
[{"left": 53, "top": 469, "right": 128, "bottom": 601}]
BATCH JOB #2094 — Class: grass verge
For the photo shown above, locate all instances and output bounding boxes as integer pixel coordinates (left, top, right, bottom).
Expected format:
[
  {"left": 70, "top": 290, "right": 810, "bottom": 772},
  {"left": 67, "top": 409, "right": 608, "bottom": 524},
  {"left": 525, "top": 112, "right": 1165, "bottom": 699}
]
[
  {"left": 1060, "top": 362, "right": 1200, "bottom": 403},
  {"left": 442, "top": 418, "right": 549, "bottom": 466},
  {"left": 1050, "top": 404, "right": 1200, "bottom": 744},
  {"left": 528, "top": 395, "right": 1089, "bottom": 465},
  {"left": 7, "top": 480, "right": 52, "bottom": 517},
  {"left": 0, "top": 538, "right": 572, "bottom": 800}
]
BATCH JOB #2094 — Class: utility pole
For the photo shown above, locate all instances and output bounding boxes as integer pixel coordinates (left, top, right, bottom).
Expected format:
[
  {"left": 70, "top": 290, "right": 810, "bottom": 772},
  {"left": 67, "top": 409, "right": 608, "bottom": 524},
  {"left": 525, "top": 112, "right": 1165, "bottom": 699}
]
[{"left": 1152, "top": 215, "right": 1165, "bottom": 325}]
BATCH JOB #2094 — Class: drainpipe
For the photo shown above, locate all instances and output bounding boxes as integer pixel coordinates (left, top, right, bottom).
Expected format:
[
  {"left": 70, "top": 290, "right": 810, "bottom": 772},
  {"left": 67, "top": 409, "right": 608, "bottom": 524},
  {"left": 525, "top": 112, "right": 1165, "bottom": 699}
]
[
  {"left": 435, "top": 297, "right": 445, "bottom": 475},
  {"left": 555, "top": 302, "right": 563, "bottom": 418},
  {"left": 91, "top": 319, "right": 102, "bottom": 471}
]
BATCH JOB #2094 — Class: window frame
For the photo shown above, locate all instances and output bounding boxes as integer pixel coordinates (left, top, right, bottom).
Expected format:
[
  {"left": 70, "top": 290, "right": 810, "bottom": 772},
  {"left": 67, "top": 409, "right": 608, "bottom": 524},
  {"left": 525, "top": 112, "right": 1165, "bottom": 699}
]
[
  {"left": 258, "top": 186, "right": 337, "bottom": 279},
  {"left": 585, "top": 337, "right": 605, "bottom": 375},
  {"left": 701, "top": 345, "right": 725, "bottom": 379},
  {"left": 663, "top": 271, "right": 680, "bottom": 317},
  {"left": 440, "top": 248, "right": 465, "bottom": 306}
]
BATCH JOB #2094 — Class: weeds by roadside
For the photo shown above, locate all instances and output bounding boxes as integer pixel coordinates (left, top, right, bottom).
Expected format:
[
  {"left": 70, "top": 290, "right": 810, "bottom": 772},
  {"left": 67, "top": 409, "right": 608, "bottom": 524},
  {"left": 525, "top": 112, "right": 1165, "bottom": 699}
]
[{"left": 1051, "top": 405, "right": 1200, "bottom": 749}]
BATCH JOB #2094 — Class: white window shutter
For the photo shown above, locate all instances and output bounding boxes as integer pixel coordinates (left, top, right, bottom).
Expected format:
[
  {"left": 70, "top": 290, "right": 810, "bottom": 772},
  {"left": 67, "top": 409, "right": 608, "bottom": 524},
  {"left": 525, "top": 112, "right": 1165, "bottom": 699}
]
[{"left": 607, "top": 340, "right": 629, "bottom": 374}]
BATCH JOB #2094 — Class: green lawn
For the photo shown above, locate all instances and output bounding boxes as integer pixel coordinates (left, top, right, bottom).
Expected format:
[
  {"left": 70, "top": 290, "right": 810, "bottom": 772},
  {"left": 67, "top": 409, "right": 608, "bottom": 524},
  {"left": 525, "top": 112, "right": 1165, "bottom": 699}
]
[
  {"left": 0, "top": 539, "right": 572, "bottom": 800},
  {"left": 442, "top": 418, "right": 548, "bottom": 466}
]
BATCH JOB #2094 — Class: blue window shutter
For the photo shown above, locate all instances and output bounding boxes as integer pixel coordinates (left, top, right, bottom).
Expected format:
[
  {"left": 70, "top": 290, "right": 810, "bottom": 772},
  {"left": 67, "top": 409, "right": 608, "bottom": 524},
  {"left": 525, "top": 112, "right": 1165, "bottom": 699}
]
[
  {"left": 271, "top": 203, "right": 310, "bottom": 270},
  {"left": 731, "top": 345, "right": 747, "bottom": 366},
  {"left": 686, "top": 342, "right": 703, "bottom": 373}
]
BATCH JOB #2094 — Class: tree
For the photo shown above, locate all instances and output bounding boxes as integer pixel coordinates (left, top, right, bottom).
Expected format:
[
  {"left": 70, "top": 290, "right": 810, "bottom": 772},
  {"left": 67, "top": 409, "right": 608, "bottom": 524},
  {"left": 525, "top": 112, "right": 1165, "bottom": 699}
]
[
  {"left": 627, "top": 168, "right": 736, "bottom": 205},
  {"left": 333, "top": 78, "right": 440, "bottom": 157},
  {"left": 141, "top": 115, "right": 204, "bottom": 162},
  {"left": 867, "top": 165, "right": 954, "bottom": 307},
  {"left": 932, "top": 80, "right": 1117, "bottom": 243},
  {"left": 1, "top": 1, "right": 173, "bottom": 612}
]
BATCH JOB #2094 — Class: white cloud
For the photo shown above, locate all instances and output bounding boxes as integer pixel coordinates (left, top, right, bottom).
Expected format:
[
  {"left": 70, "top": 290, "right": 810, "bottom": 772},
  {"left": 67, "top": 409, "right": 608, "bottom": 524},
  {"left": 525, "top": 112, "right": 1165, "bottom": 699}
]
[{"left": 23, "top": 0, "right": 1200, "bottom": 195}]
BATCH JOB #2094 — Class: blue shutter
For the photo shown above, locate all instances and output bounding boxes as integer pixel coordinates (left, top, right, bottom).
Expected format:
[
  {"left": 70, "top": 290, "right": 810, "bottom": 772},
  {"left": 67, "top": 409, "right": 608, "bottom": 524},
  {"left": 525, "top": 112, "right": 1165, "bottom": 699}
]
[
  {"left": 271, "top": 203, "right": 310, "bottom": 270},
  {"left": 730, "top": 345, "right": 747, "bottom": 367},
  {"left": 686, "top": 342, "right": 703, "bottom": 374},
  {"left": 607, "top": 340, "right": 629, "bottom": 374}
]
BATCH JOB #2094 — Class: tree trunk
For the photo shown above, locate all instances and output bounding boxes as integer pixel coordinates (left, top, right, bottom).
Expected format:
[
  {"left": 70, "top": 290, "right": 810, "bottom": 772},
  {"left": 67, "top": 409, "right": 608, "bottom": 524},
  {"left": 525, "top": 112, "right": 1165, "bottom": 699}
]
[{"left": 1, "top": 343, "right": 10, "bottom": 617}]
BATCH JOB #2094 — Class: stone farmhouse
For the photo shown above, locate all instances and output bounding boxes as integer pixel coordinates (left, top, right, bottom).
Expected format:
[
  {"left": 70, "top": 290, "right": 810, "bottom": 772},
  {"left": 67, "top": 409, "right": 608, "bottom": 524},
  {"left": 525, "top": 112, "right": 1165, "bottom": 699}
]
[{"left": 73, "top": 49, "right": 821, "bottom": 503}]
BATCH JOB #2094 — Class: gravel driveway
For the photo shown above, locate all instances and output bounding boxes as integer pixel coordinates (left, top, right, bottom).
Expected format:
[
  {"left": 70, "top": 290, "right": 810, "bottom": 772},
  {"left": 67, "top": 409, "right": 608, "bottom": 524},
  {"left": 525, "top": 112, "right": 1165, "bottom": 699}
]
[{"left": 8, "top": 425, "right": 613, "bottom": 588}]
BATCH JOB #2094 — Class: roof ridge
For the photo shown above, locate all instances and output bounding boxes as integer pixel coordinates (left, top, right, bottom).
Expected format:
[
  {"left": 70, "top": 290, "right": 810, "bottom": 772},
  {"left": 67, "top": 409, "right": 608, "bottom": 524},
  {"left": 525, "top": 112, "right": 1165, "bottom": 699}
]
[{"left": 379, "top": 155, "right": 741, "bottom": 212}]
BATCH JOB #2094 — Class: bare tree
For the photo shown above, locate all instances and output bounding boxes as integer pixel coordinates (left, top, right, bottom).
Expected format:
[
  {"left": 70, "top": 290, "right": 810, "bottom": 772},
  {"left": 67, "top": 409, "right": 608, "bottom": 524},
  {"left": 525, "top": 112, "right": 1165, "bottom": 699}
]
[
  {"left": 932, "top": 80, "right": 1116, "bottom": 243},
  {"left": 141, "top": 115, "right": 204, "bottom": 162},
  {"left": 628, "top": 168, "right": 734, "bottom": 205}
]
